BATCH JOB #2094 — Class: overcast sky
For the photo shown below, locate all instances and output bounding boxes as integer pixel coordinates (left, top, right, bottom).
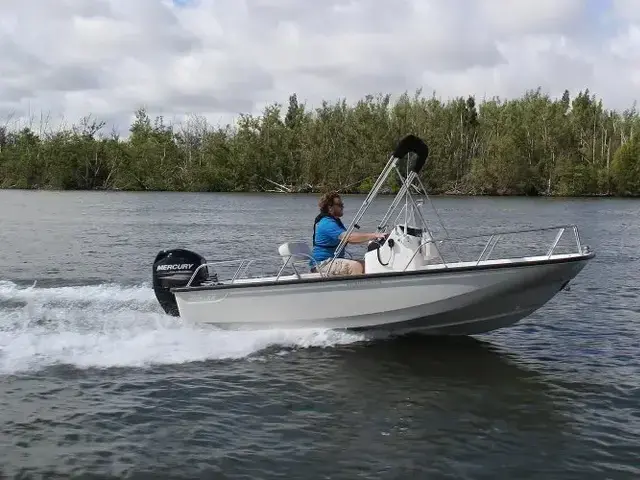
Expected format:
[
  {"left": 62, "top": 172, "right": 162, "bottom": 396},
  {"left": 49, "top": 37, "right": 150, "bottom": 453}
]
[{"left": 1, "top": 0, "right": 638, "bottom": 135}]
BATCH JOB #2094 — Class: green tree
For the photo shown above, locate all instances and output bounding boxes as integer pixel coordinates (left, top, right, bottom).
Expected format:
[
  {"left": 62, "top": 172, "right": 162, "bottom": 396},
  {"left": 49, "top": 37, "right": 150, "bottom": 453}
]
[{"left": 0, "top": 87, "right": 638, "bottom": 196}]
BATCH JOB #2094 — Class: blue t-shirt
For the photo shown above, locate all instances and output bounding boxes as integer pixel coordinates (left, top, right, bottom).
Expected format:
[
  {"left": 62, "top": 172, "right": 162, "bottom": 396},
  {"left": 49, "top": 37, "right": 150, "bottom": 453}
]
[{"left": 311, "top": 216, "right": 346, "bottom": 264}]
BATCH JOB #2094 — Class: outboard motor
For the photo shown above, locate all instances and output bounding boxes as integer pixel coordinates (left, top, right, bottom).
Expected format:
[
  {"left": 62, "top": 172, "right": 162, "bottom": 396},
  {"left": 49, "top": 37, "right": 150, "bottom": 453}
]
[{"left": 152, "top": 248, "right": 213, "bottom": 316}]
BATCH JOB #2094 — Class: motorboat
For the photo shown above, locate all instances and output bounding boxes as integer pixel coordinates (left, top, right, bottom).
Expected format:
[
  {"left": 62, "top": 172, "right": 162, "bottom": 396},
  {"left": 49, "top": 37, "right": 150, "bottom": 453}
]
[{"left": 151, "top": 134, "right": 595, "bottom": 335}]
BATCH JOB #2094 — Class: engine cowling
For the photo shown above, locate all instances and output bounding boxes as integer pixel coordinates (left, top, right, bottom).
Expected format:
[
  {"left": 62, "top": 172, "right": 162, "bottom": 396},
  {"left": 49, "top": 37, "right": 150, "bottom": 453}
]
[{"left": 152, "top": 248, "right": 212, "bottom": 316}]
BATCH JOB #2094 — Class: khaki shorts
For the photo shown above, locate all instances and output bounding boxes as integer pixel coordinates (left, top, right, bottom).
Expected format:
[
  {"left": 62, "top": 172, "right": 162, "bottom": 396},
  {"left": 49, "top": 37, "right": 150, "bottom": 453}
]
[{"left": 316, "top": 258, "right": 363, "bottom": 276}]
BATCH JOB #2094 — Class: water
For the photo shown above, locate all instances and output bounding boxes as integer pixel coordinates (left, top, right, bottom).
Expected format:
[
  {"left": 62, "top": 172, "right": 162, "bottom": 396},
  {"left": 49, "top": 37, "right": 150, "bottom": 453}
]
[{"left": 1, "top": 190, "right": 639, "bottom": 479}]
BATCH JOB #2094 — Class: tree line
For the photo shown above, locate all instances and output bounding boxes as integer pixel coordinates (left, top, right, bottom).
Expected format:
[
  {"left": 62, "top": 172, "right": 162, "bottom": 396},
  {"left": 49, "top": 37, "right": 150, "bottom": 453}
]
[{"left": 0, "top": 87, "right": 638, "bottom": 196}]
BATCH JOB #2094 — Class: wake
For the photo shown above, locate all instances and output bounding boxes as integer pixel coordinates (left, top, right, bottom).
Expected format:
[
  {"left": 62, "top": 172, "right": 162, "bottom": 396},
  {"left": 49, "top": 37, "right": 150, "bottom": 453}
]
[{"left": 0, "top": 280, "right": 366, "bottom": 375}]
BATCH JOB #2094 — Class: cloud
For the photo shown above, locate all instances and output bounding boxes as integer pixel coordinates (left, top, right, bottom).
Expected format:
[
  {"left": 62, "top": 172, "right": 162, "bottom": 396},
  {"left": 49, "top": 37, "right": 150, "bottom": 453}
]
[
  {"left": 479, "top": 0, "right": 585, "bottom": 36},
  {"left": 613, "top": 0, "right": 640, "bottom": 21},
  {"left": 0, "top": 0, "right": 638, "bottom": 136}
]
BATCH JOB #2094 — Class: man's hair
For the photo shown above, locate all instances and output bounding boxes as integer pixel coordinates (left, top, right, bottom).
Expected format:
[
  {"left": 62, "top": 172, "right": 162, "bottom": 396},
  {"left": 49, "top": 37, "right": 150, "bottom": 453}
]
[{"left": 318, "top": 191, "right": 341, "bottom": 213}]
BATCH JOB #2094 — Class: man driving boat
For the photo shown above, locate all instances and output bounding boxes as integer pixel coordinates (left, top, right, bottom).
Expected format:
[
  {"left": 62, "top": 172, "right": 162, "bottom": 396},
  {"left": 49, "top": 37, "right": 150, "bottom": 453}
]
[{"left": 311, "top": 191, "right": 385, "bottom": 275}]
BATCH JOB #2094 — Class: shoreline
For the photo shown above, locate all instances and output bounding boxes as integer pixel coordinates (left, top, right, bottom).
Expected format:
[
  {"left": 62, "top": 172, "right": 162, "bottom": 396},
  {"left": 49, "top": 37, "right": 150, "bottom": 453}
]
[
  {"left": 1, "top": 89, "right": 638, "bottom": 198},
  {"left": 0, "top": 186, "right": 633, "bottom": 199}
]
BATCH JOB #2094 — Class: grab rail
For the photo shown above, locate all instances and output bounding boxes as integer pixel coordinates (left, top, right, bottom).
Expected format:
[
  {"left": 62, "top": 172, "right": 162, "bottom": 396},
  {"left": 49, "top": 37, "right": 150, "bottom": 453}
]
[
  {"left": 401, "top": 224, "right": 587, "bottom": 271},
  {"left": 184, "top": 255, "right": 322, "bottom": 287},
  {"left": 181, "top": 224, "right": 589, "bottom": 285},
  {"left": 186, "top": 259, "right": 255, "bottom": 287}
]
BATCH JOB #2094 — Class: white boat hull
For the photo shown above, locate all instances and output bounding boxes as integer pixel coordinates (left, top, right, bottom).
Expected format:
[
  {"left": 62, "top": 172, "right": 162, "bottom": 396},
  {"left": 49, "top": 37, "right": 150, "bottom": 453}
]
[{"left": 172, "top": 253, "right": 592, "bottom": 335}]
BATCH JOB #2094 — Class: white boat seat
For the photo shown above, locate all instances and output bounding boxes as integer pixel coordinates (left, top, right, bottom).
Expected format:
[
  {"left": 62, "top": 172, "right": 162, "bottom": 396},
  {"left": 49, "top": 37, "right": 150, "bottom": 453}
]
[
  {"left": 278, "top": 241, "right": 313, "bottom": 262},
  {"left": 276, "top": 241, "right": 318, "bottom": 279}
]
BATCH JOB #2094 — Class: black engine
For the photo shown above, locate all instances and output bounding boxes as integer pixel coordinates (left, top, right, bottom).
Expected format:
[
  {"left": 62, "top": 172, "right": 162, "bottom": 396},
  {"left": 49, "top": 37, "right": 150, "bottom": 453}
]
[{"left": 152, "top": 248, "right": 214, "bottom": 316}]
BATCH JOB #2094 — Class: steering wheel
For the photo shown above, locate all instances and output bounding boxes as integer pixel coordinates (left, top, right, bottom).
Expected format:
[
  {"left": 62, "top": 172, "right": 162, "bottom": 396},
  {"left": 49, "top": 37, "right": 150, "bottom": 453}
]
[{"left": 366, "top": 232, "right": 391, "bottom": 252}]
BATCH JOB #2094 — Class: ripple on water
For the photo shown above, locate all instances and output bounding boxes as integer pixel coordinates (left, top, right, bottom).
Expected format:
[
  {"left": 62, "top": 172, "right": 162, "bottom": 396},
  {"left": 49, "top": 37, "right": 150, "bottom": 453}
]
[{"left": 1, "top": 193, "right": 639, "bottom": 478}]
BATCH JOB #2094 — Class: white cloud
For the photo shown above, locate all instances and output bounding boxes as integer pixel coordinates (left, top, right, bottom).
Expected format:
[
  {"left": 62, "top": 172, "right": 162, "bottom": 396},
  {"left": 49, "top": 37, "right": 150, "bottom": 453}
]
[
  {"left": 480, "top": 0, "right": 584, "bottom": 36},
  {"left": 613, "top": 0, "right": 640, "bottom": 21},
  {"left": 0, "top": 0, "right": 638, "bottom": 136}
]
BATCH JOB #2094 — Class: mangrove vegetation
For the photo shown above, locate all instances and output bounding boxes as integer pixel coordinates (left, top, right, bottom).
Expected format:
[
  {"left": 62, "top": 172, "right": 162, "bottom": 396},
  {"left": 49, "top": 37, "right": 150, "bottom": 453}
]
[{"left": 0, "top": 87, "right": 639, "bottom": 196}]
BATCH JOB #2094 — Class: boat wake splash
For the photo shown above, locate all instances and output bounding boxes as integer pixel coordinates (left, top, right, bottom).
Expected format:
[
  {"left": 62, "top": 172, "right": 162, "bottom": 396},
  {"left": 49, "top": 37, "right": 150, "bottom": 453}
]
[{"left": 0, "top": 280, "right": 369, "bottom": 375}]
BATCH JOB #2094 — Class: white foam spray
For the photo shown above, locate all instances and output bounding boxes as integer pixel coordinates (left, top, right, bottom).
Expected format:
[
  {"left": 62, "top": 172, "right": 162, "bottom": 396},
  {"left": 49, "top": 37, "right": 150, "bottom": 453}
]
[{"left": 0, "top": 280, "right": 368, "bottom": 375}]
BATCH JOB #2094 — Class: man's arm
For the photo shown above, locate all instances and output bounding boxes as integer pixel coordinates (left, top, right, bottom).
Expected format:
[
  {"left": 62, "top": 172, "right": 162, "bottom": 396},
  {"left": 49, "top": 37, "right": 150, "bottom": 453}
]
[{"left": 339, "top": 231, "right": 385, "bottom": 244}]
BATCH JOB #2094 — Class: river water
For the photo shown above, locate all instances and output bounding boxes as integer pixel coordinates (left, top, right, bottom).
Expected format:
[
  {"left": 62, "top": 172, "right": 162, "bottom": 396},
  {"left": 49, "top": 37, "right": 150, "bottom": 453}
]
[{"left": 0, "top": 190, "right": 639, "bottom": 479}]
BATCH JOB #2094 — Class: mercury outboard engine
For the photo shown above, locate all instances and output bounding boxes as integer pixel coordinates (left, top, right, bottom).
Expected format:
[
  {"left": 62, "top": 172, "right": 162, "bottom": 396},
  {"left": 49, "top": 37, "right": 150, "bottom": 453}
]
[{"left": 152, "top": 248, "right": 213, "bottom": 316}]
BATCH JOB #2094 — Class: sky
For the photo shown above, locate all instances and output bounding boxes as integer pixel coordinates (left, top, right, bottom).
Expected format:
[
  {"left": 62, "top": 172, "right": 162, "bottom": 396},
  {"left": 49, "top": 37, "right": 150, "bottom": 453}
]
[{"left": 1, "top": 0, "right": 639, "bottom": 136}]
